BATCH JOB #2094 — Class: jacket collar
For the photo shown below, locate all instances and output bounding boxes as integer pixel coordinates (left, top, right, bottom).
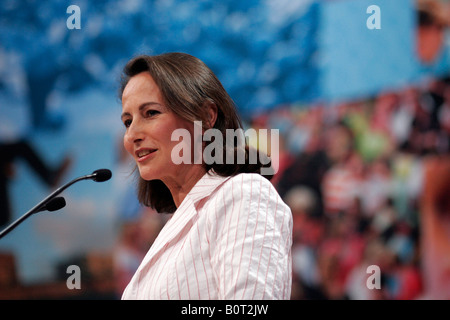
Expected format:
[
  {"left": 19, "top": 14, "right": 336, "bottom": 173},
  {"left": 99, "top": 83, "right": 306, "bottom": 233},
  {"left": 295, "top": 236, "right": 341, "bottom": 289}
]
[
  {"left": 183, "top": 169, "right": 231, "bottom": 206},
  {"left": 141, "top": 170, "right": 231, "bottom": 266}
]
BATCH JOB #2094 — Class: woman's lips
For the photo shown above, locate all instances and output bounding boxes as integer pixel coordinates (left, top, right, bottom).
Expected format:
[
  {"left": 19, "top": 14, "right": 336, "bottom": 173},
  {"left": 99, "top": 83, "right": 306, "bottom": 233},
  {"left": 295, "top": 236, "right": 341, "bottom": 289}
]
[{"left": 135, "top": 148, "right": 157, "bottom": 162}]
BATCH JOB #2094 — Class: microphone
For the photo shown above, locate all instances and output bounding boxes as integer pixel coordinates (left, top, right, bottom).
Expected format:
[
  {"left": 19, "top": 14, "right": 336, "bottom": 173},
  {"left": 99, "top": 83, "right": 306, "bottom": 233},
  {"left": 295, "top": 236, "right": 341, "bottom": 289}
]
[
  {"left": 0, "top": 169, "right": 112, "bottom": 239},
  {"left": 83, "top": 169, "right": 112, "bottom": 182}
]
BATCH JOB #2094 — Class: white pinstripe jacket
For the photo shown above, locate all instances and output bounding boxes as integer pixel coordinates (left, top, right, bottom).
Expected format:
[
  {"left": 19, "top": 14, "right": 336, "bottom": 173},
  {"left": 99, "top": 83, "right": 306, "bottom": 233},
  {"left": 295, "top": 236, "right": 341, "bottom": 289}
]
[{"left": 121, "top": 171, "right": 293, "bottom": 300}]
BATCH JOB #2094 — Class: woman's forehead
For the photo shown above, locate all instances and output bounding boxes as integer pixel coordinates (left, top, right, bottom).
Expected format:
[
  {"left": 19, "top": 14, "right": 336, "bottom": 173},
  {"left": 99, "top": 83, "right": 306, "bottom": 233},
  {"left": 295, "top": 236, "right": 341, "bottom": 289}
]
[{"left": 122, "top": 72, "right": 163, "bottom": 106}]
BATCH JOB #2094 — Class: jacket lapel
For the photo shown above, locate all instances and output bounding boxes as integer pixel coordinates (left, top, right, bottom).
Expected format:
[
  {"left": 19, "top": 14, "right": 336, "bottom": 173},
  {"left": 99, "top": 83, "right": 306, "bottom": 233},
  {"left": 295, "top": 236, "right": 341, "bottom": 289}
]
[{"left": 141, "top": 171, "right": 231, "bottom": 266}]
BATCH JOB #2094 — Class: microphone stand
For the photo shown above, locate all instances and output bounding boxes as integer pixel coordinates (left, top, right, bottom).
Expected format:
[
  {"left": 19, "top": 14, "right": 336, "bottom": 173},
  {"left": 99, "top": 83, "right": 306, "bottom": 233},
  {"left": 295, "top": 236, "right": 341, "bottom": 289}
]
[
  {"left": 0, "top": 197, "right": 65, "bottom": 240},
  {"left": 0, "top": 171, "right": 107, "bottom": 240}
]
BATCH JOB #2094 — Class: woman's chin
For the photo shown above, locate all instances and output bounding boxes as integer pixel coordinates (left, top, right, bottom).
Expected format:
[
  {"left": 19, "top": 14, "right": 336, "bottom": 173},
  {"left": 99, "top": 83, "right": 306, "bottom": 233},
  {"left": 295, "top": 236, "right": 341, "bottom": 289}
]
[{"left": 138, "top": 169, "right": 158, "bottom": 181}]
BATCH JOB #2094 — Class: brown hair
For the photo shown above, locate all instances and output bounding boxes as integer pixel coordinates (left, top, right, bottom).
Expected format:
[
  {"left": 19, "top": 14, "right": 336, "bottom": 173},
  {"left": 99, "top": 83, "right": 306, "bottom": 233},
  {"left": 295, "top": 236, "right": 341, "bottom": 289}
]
[{"left": 119, "top": 52, "right": 272, "bottom": 213}]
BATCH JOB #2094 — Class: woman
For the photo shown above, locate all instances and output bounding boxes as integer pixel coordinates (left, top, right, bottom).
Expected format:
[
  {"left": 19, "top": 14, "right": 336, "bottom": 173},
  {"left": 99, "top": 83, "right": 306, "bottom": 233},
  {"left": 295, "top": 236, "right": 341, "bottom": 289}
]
[{"left": 119, "top": 52, "right": 292, "bottom": 299}]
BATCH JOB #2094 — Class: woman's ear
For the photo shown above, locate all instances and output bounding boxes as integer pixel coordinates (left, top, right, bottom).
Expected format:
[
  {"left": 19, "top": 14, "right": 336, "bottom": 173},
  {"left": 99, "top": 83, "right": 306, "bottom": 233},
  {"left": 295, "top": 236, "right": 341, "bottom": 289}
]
[{"left": 204, "top": 99, "right": 218, "bottom": 129}]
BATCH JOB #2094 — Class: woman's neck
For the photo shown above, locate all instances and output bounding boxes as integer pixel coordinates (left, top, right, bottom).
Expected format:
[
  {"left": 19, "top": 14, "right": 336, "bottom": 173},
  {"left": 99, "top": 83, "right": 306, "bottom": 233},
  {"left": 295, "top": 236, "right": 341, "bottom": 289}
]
[{"left": 162, "top": 164, "right": 207, "bottom": 208}]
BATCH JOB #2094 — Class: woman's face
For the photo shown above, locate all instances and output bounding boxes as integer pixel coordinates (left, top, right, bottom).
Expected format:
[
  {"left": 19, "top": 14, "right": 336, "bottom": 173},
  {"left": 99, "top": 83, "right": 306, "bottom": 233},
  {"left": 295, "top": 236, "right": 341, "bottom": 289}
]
[{"left": 121, "top": 72, "right": 195, "bottom": 182}]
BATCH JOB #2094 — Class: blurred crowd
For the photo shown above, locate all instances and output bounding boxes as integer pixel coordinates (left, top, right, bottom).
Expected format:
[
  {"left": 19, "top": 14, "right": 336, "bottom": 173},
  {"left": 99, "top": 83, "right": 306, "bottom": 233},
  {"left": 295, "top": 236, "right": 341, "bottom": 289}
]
[{"left": 268, "top": 75, "right": 450, "bottom": 299}]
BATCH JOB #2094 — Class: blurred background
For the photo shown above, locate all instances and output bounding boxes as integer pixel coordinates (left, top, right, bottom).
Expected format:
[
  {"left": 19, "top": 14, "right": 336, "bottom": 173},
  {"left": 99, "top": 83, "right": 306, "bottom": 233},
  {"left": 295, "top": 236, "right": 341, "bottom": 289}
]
[{"left": 0, "top": 0, "right": 449, "bottom": 299}]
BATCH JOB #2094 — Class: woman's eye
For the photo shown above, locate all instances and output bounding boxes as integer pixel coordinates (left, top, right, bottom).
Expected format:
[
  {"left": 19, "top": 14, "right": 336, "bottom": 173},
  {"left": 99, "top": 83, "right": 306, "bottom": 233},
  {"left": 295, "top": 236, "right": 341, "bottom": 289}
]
[
  {"left": 123, "top": 119, "right": 132, "bottom": 128},
  {"left": 146, "top": 110, "right": 160, "bottom": 117}
]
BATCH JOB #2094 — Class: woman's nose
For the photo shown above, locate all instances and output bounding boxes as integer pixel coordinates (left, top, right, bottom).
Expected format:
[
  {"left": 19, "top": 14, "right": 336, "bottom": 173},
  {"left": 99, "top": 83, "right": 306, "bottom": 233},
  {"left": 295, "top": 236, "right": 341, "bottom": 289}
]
[{"left": 126, "top": 120, "right": 145, "bottom": 144}]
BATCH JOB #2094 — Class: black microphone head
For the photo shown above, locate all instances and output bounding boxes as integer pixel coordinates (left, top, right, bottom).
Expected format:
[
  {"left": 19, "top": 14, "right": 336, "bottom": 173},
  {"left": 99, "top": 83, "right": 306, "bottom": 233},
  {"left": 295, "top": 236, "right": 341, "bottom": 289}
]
[
  {"left": 92, "top": 169, "right": 112, "bottom": 182},
  {"left": 46, "top": 197, "right": 66, "bottom": 212}
]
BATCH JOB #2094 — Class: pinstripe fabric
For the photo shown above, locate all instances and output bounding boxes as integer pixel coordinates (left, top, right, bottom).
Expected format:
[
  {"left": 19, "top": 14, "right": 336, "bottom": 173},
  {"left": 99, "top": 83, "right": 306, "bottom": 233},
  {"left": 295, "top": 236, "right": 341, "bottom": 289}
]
[{"left": 121, "top": 171, "right": 293, "bottom": 300}]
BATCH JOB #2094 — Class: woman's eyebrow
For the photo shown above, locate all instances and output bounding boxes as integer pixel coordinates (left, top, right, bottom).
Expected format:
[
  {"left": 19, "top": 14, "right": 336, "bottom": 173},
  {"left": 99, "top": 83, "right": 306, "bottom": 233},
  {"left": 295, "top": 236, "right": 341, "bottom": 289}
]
[{"left": 121, "top": 102, "right": 163, "bottom": 120}]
